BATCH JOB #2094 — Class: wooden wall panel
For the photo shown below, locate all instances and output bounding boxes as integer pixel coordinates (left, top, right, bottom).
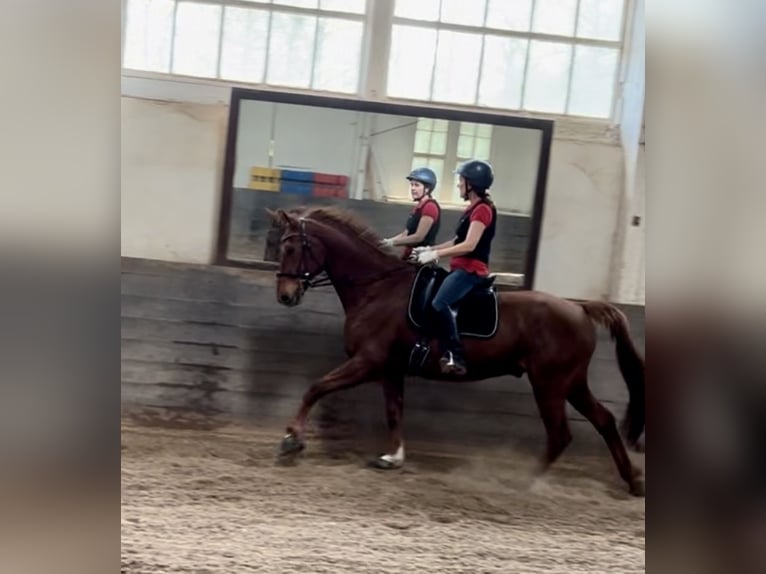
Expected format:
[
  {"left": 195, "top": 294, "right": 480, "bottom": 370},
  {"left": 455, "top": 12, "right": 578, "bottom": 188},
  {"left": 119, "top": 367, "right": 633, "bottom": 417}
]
[{"left": 121, "top": 257, "right": 645, "bottom": 455}]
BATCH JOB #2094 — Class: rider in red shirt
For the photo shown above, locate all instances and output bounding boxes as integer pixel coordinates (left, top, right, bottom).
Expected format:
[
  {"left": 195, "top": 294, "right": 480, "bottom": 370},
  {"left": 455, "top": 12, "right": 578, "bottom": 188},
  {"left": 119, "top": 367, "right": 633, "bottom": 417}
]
[
  {"left": 413, "top": 159, "right": 497, "bottom": 375},
  {"left": 380, "top": 167, "right": 441, "bottom": 259}
]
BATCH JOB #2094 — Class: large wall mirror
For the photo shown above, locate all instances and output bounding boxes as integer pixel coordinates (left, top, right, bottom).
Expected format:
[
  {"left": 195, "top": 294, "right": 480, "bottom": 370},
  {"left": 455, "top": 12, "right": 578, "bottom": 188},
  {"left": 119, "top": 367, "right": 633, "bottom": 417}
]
[{"left": 217, "top": 88, "right": 552, "bottom": 289}]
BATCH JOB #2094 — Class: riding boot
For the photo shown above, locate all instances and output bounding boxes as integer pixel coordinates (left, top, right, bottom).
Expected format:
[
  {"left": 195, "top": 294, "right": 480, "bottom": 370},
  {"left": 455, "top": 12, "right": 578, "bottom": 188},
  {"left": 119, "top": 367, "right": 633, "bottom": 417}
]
[{"left": 435, "top": 306, "right": 467, "bottom": 375}]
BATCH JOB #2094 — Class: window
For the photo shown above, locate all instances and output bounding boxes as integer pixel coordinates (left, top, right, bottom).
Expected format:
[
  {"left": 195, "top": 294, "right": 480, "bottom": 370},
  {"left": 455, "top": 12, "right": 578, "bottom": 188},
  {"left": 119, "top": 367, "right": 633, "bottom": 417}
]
[
  {"left": 123, "top": 0, "right": 631, "bottom": 121},
  {"left": 405, "top": 119, "right": 492, "bottom": 205},
  {"left": 122, "top": 0, "right": 366, "bottom": 94},
  {"left": 457, "top": 123, "right": 493, "bottom": 161},
  {"left": 387, "top": 0, "right": 626, "bottom": 118},
  {"left": 453, "top": 122, "right": 492, "bottom": 203},
  {"left": 410, "top": 118, "right": 448, "bottom": 196}
]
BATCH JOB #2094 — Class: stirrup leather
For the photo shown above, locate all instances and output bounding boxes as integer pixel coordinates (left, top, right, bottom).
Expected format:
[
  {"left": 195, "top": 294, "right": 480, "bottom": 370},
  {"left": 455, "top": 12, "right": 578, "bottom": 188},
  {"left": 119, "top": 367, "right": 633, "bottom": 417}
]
[{"left": 408, "top": 340, "right": 430, "bottom": 373}]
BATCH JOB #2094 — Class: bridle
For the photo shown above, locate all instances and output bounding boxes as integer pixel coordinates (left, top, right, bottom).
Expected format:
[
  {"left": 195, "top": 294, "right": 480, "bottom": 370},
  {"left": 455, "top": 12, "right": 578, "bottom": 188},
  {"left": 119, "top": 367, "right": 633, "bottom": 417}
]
[
  {"left": 275, "top": 218, "right": 333, "bottom": 289},
  {"left": 275, "top": 217, "right": 411, "bottom": 291}
]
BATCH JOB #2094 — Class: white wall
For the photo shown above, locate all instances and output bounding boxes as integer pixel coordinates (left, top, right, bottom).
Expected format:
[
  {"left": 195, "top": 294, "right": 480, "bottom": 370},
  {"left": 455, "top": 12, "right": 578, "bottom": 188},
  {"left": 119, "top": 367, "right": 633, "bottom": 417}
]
[
  {"left": 610, "top": 0, "right": 646, "bottom": 304},
  {"left": 616, "top": 146, "right": 645, "bottom": 303},
  {"left": 488, "top": 127, "right": 542, "bottom": 215},
  {"left": 534, "top": 139, "right": 624, "bottom": 300},
  {"left": 273, "top": 103, "right": 363, "bottom": 177},
  {"left": 233, "top": 100, "right": 275, "bottom": 188},
  {"left": 368, "top": 114, "right": 418, "bottom": 198},
  {"left": 121, "top": 97, "right": 228, "bottom": 263},
  {"left": 121, "top": 90, "right": 638, "bottom": 303},
  {"left": 234, "top": 99, "right": 364, "bottom": 186}
]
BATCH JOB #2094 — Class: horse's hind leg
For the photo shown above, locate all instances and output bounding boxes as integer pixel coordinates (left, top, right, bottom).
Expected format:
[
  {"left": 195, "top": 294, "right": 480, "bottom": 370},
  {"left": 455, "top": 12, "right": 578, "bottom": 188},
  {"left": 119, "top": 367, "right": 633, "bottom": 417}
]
[{"left": 567, "top": 378, "right": 645, "bottom": 496}]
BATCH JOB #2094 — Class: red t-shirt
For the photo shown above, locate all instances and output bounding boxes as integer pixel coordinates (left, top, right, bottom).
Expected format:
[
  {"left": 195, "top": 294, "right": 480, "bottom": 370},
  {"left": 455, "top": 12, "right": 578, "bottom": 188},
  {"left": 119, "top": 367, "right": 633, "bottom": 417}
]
[
  {"left": 450, "top": 203, "right": 494, "bottom": 276},
  {"left": 402, "top": 199, "right": 440, "bottom": 259},
  {"left": 418, "top": 199, "right": 440, "bottom": 221}
]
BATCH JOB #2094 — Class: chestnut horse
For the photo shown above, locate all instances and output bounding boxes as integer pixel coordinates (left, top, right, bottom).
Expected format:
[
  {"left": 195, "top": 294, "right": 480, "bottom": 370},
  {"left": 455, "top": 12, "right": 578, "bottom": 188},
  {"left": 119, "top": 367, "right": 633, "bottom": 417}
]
[{"left": 267, "top": 206, "right": 645, "bottom": 496}]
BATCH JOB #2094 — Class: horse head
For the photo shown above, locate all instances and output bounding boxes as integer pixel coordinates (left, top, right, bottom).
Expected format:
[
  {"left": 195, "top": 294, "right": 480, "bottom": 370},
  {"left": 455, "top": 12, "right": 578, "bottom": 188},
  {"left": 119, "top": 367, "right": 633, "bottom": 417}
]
[{"left": 266, "top": 208, "right": 328, "bottom": 307}]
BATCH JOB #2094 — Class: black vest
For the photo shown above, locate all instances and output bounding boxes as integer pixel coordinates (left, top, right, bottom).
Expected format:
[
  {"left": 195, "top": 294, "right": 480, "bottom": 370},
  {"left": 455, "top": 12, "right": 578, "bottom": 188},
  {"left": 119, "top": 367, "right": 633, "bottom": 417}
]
[
  {"left": 405, "top": 198, "right": 441, "bottom": 247},
  {"left": 454, "top": 200, "right": 497, "bottom": 264}
]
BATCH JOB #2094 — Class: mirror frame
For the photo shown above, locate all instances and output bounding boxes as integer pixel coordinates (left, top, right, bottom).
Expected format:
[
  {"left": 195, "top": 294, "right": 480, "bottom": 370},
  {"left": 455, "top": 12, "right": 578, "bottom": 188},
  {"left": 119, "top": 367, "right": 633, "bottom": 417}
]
[{"left": 216, "top": 86, "right": 553, "bottom": 290}]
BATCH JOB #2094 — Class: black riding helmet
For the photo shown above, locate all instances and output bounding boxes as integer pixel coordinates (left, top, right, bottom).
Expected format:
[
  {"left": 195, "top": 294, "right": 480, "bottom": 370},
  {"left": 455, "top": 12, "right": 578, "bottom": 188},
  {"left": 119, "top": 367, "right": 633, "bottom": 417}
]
[
  {"left": 455, "top": 159, "right": 494, "bottom": 192},
  {"left": 406, "top": 167, "right": 437, "bottom": 193}
]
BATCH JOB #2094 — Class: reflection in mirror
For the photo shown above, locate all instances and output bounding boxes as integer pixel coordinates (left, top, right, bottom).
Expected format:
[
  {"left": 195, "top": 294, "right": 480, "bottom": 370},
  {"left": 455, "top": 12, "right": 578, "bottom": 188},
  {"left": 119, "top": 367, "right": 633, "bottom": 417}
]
[{"left": 222, "top": 90, "right": 550, "bottom": 289}]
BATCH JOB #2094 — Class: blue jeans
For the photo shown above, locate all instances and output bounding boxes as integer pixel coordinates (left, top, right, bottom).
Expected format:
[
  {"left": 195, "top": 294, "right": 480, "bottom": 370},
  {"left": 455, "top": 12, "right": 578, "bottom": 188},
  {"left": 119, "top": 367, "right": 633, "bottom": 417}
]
[
  {"left": 431, "top": 270, "right": 485, "bottom": 358},
  {"left": 432, "top": 269, "right": 485, "bottom": 312}
]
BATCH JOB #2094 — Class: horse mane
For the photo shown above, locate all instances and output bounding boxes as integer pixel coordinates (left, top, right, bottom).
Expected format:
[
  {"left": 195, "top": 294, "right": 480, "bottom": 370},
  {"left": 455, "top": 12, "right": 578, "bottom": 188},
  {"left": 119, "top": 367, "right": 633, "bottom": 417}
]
[{"left": 303, "top": 206, "right": 400, "bottom": 260}]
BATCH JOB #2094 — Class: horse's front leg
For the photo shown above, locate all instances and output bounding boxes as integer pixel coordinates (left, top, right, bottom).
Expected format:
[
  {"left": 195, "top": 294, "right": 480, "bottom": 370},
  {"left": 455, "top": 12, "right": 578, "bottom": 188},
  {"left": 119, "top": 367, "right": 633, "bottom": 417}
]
[
  {"left": 372, "top": 374, "right": 406, "bottom": 469},
  {"left": 279, "top": 355, "right": 373, "bottom": 456}
]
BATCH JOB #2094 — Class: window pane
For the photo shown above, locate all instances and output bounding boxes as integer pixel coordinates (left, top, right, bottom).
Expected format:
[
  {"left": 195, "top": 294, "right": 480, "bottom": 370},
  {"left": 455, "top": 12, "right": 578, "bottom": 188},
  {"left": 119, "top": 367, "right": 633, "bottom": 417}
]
[
  {"left": 172, "top": 2, "right": 222, "bottom": 77},
  {"left": 478, "top": 35, "right": 527, "bottom": 109},
  {"left": 414, "top": 131, "right": 431, "bottom": 154},
  {"left": 387, "top": 25, "right": 437, "bottom": 99},
  {"left": 417, "top": 118, "right": 433, "bottom": 131},
  {"left": 320, "top": 0, "right": 366, "bottom": 13},
  {"left": 313, "top": 18, "right": 363, "bottom": 92},
  {"left": 532, "top": 0, "right": 577, "bottom": 36},
  {"left": 433, "top": 119, "right": 449, "bottom": 132},
  {"left": 477, "top": 124, "right": 492, "bottom": 138},
  {"left": 568, "top": 46, "right": 619, "bottom": 118},
  {"left": 460, "top": 122, "right": 476, "bottom": 136},
  {"left": 474, "top": 137, "right": 491, "bottom": 159},
  {"left": 123, "top": 0, "right": 175, "bottom": 72},
  {"left": 273, "top": 0, "right": 318, "bottom": 8},
  {"left": 485, "top": 0, "right": 532, "bottom": 31},
  {"left": 457, "top": 135, "right": 474, "bottom": 158},
  {"left": 429, "top": 131, "right": 447, "bottom": 155},
  {"left": 267, "top": 13, "right": 317, "bottom": 87},
  {"left": 440, "top": 0, "right": 486, "bottom": 26},
  {"left": 432, "top": 31, "right": 482, "bottom": 104},
  {"left": 523, "top": 41, "right": 572, "bottom": 114},
  {"left": 427, "top": 158, "right": 444, "bottom": 180},
  {"left": 220, "top": 7, "right": 269, "bottom": 83},
  {"left": 577, "top": 0, "right": 624, "bottom": 41},
  {"left": 394, "top": 0, "right": 439, "bottom": 21}
]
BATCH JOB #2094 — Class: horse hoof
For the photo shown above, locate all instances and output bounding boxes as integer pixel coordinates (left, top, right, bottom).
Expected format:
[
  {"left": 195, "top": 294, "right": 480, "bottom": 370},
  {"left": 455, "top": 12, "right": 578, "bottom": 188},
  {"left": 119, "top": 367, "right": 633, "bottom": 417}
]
[
  {"left": 279, "top": 434, "right": 305, "bottom": 457},
  {"left": 630, "top": 476, "right": 645, "bottom": 497},
  {"left": 368, "top": 456, "right": 403, "bottom": 470}
]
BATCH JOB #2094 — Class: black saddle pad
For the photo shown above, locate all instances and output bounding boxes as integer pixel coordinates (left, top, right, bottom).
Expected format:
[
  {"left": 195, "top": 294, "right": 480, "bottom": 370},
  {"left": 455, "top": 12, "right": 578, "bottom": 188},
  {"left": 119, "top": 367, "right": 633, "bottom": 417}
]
[{"left": 407, "top": 265, "right": 499, "bottom": 339}]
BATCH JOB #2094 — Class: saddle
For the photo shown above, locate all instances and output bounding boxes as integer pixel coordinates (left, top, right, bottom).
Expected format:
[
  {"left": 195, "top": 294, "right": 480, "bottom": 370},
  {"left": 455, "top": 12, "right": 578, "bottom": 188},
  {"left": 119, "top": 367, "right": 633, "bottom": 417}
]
[
  {"left": 406, "top": 265, "right": 499, "bottom": 373},
  {"left": 407, "top": 265, "right": 499, "bottom": 339}
]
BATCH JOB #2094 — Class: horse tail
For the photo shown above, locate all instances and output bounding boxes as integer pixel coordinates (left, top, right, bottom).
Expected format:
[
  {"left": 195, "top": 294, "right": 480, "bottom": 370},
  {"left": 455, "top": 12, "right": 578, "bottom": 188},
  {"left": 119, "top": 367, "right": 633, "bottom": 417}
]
[{"left": 579, "top": 301, "right": 645, "bottom": 448}]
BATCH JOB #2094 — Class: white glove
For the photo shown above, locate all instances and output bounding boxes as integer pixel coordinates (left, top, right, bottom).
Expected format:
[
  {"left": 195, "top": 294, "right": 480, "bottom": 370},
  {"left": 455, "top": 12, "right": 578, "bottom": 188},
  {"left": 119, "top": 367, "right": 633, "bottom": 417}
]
[
  {"left": 416, "top": 248, "right": 439, "bottom": 264},
  {"left": 411, "top": 246, "right": 429, "bottom": 255},
  {"left": 408, "top": 246, "right": 424, "bottom": 261},
  {"left": 379, "top": 237, "right": 395, "bottom": 248}
]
